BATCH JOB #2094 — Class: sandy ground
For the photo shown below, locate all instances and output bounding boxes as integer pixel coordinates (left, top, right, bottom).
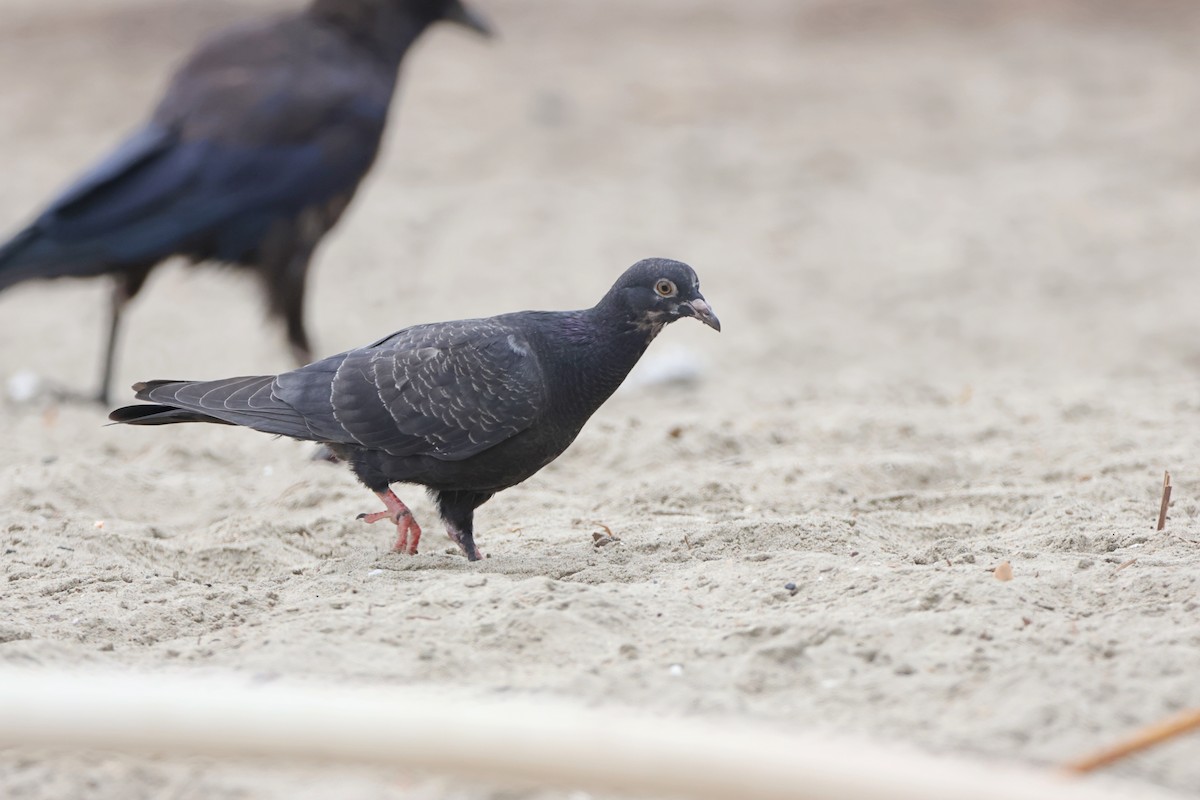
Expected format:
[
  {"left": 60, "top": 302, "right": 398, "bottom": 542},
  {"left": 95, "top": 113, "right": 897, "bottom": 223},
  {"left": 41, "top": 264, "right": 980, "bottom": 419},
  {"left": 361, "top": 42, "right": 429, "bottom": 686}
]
[{"left": 3, "top": 0, "right": 1200, "bottom": 797}]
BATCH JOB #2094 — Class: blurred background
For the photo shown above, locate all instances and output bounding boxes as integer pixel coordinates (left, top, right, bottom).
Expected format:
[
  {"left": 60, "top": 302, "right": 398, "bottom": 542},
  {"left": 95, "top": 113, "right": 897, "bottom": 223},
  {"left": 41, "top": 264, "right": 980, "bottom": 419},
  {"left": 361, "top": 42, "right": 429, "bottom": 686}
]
[
  {"left": 3, "top": 0, "right": 1199, "bottom": 399},
  {"left": 3, "top": 1, "right": 1200, "bottom": 798}
]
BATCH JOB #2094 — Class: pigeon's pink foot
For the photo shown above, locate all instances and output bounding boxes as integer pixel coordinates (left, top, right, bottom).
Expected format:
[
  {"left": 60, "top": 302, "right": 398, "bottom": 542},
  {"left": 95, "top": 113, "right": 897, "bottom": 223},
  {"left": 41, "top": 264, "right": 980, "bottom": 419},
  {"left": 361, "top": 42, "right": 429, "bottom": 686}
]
[{"left": 358, "top": 490, "right": 422, "bottom": 555}]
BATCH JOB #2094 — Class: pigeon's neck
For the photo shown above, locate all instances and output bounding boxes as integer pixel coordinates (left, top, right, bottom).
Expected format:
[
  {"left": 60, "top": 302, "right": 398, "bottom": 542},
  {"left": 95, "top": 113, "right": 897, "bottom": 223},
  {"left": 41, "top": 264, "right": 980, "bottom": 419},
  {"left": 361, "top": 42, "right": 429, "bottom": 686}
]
[
  {"left": 309, "top": 0, "right": 431, "bottom": 64},
  {"left": 537, "top": 304, "right": 661, "bottom": 417}
]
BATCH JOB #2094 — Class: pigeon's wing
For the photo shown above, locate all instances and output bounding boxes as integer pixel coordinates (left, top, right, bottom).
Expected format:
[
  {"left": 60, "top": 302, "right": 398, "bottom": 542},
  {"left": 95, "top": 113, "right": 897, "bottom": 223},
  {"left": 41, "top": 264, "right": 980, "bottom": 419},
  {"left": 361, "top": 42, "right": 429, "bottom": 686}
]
[
  {"left": 275, "top": 320, "right": 549, "bottom": 460},
  {"left": 1, "top": 17, "right": 391, "bottom": 276},
  {"left": 113, "top": 320, "right": 549, "bottom": 459}
]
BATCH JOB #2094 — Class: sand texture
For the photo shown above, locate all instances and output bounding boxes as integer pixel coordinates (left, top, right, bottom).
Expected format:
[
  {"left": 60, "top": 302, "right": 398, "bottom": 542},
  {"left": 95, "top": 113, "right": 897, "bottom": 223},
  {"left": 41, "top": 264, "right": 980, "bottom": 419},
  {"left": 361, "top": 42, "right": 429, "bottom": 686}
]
[{"left": 2, "top": 0, "right": 1200, "bottom": 797}]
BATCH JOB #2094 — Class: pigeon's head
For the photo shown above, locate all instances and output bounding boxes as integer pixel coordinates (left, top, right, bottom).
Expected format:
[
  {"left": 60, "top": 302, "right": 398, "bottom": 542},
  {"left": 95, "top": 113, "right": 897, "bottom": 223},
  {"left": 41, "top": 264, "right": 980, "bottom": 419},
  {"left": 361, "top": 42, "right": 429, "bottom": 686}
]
[{"left": 608, "top": 258, "right": 721, "bottom": 333}]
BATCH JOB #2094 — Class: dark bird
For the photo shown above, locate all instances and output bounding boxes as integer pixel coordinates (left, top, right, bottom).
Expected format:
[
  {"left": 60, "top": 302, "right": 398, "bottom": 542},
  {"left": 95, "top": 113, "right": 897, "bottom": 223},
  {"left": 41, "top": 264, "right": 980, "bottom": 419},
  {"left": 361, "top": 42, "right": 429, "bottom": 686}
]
[
  {"left": 110, "top": 258, "right": 720, "bottom": 561},
  {"left": 0, "top": 0, "right": 492, "bottom": 404}
]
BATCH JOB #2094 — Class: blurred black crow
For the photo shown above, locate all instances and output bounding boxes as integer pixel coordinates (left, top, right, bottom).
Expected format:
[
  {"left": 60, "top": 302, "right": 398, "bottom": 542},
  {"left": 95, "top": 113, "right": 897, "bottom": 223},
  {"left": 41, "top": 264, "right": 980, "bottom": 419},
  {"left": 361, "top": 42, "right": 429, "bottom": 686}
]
[{"left": 0, "top": 0, "right": 492, "bottom": 403}]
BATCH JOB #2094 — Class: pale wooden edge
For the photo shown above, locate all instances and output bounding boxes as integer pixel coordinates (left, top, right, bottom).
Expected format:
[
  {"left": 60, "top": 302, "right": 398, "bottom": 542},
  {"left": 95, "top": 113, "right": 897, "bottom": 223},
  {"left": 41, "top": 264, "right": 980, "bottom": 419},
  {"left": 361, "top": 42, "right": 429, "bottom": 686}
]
[{"left": 0, "top": 668, "right": 1183, "bottom": 800}]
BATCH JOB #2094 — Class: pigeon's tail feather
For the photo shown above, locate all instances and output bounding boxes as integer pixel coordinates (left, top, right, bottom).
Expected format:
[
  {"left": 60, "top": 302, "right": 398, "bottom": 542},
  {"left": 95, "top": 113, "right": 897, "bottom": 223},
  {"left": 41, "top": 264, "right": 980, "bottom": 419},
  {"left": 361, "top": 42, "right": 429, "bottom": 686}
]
[
  {"left": 133, "top": 379, "right": 197, "bottom": 399},
  {"left": 110, "top": 375, "right": 319, "bottom": 441},
  {"left": 107, "top": 404, "right": 233, "bottom": 426}
]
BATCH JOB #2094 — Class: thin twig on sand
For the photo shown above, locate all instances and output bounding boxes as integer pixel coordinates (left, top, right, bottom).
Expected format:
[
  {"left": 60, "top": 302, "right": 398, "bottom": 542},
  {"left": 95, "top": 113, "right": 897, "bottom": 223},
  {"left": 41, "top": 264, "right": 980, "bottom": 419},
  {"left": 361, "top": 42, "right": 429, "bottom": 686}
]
[
  {"left": 591, "top": 522, "right": 619, "bottom": 548},
  {"left": 1156, "top": 471, "right": 1172, "bottom": 531},
  {"left": 1064, "top": 707, "right": 1200, "bottom": 774}
]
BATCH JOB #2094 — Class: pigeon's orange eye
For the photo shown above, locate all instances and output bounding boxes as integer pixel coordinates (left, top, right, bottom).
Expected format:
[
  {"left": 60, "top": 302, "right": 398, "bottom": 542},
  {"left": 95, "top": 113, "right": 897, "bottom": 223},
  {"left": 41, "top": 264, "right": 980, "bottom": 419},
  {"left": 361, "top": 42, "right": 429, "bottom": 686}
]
[{"left": 654, "top": 279, "right": 677, "bottom": 297}]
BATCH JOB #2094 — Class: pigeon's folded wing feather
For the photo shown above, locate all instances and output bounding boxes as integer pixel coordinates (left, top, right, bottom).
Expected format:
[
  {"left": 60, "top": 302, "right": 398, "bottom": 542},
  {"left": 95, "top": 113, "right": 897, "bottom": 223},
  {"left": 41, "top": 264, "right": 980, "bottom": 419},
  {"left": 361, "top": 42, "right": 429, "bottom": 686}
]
[{"left": 274, "top": 320, "right": 548, "bottom": 460}]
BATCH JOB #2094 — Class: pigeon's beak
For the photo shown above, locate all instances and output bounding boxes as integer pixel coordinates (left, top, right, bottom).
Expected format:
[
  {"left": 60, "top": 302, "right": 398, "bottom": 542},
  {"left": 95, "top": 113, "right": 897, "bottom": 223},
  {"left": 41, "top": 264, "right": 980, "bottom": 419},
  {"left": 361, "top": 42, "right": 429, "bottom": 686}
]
[
  {"left": 687, "top": 298, "right": 721, "bottom": 332},
  {"left": 444, "top": 0, "right": 495, "bottom": 37}
]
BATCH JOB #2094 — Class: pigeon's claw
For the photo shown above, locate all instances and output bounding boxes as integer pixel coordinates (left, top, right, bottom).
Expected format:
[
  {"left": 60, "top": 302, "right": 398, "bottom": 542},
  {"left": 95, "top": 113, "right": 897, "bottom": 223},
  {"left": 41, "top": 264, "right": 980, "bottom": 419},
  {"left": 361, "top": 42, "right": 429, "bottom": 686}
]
[
  {"left": 360, "top": 490, "right": 422, "bottom": 555},
  {"left": 445, "top": 522, "right": 483, "bottom": 562}
]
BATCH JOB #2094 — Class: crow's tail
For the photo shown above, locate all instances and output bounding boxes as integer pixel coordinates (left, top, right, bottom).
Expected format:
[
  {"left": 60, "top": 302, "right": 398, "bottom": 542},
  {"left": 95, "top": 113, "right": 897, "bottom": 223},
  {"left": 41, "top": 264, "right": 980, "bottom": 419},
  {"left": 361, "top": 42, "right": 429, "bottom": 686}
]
[{"left": 0, "top": 224, "right": 112, "bottom": 292}]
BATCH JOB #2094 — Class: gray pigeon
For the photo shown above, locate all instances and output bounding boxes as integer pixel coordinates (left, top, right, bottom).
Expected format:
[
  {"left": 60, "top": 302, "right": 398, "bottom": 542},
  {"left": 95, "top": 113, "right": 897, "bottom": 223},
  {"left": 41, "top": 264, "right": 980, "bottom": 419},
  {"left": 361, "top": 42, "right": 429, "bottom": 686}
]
[
  {"left": 0, "top": 0, "right": 492, "bottom": 403},
  {"left": 109, "top": 258, "right": 720, "bottom": 560}
]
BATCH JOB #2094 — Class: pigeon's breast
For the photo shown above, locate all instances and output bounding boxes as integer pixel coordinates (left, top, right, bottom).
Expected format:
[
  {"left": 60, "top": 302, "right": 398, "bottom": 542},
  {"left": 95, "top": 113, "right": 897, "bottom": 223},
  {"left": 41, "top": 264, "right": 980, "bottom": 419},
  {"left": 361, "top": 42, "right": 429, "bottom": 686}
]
[{"left": 362, "top": 414, "right": 582, "bottom": 494}]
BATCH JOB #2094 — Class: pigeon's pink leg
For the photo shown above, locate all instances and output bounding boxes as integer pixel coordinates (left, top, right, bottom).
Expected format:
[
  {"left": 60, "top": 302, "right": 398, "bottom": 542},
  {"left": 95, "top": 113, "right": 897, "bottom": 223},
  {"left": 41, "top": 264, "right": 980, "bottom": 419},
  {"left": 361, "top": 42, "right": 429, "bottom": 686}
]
[
  {"left": 444, "top": 521, "right": 483, "bottom": 561},
  {"left": 358, "top": 490, "right": 422, "bottom": 555}
]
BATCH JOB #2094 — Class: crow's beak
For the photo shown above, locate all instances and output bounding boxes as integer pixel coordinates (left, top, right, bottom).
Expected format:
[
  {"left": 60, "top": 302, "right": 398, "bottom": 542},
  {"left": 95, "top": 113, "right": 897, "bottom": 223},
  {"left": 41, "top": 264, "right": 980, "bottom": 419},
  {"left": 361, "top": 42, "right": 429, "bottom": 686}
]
[
  {"left": 444, "top": 0, "right": 494, "bottom": 37},
  {"left": 688, "top": 298, "right": 721, "bottom": 332}
]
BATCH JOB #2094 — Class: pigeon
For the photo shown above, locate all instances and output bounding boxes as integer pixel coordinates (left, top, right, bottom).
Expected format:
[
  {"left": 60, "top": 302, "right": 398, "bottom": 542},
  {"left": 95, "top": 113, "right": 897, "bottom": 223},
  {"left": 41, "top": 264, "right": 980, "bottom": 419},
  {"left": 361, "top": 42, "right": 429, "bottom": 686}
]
[
  {"left": 0, "top": 0, "right": 492, "bottom": 404},
  {"left": 109, "top": 258, "right": 720, "bottom": 561}
]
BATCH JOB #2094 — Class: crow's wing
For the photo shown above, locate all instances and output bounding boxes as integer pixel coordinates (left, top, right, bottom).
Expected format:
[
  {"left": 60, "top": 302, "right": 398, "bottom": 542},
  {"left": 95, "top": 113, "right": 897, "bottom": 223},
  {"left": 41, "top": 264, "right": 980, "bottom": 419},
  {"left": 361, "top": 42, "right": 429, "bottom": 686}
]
[{"left": 0, "top": 126, "right": 179, "bottom": 284}]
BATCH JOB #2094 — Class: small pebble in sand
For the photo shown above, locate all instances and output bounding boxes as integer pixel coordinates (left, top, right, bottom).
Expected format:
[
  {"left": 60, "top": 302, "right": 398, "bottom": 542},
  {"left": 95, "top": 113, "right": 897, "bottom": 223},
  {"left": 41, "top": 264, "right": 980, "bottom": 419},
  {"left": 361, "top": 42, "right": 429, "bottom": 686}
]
[
  {"left": 93, "top": 521, "right": 105, "bottom": 530},
  {"left": 6, "top": 370, "right": 40, "bottom": 403},
  {"left": 784, "top": 582, "right": 797, "bottom": 592},
  {"left": 993, "top": 561, "right": 1014, "bottom": 581},
  {"left": 669, "top": 663, "right": 684, "bottom": 676}
]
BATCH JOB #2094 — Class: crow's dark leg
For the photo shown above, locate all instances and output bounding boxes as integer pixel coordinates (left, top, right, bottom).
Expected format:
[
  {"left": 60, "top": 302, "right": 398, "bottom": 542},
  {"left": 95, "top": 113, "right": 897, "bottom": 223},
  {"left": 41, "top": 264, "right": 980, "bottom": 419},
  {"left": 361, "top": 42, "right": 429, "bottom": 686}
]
[
  {"left": 279, "top": 230, "right": 322, "bottom": 366},
  {"left": 268, "top": 194, "right": 357, "bottom": 367},
  {"left": 260, "top": 229, "right": 315, "bottom": 366},
  {"left": 97, "top": 266, "right": 152, "bottom": 405},
  {"left": 284, "top": 292, "right": 313, "bottom": 367},
  {"left": 358, "top": 489, "right": 422, "bottom": 554},
  {"left": 96, "top": 297, "right": 122, "bottom": 405},
  {"left": 436, "top": 491, "right": 493, "bottom": 562}
]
